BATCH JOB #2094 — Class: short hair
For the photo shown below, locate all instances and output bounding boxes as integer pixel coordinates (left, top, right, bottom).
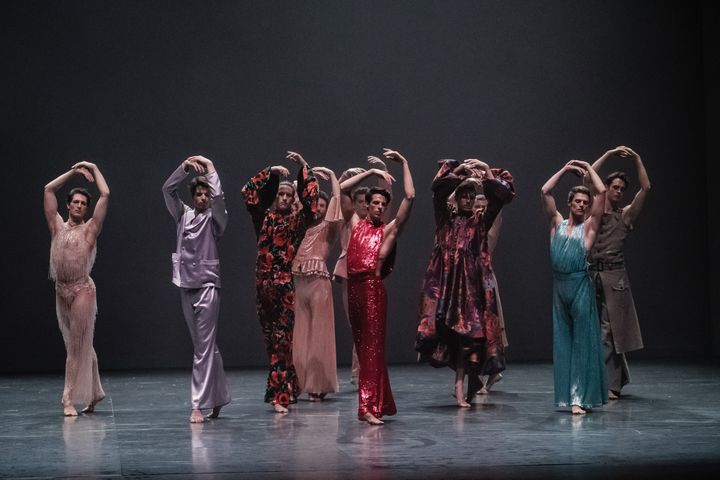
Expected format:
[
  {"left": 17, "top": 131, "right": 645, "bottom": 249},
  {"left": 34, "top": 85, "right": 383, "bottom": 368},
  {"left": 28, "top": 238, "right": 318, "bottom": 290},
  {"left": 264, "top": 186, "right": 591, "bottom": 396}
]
[
  {"left": 366, "top": 186, "right": 391, "bottom": 204},
  {"left": 567, "top": 185, "right": 592, "bottom": 204},
  {"left": 352, "top": 186, "right": 369, "bottom": 202},
  {"left": 605, "top": 171, "right": 629, "bottom": 189},
  {"left": 67, "top": 187, "right": 92, "bottom": 206},
  {"left": 189, "top": 176, "right": 210, "bottom": 196},
  {"left": 318, "top": 190, "right": 330, "bottom": 204}
]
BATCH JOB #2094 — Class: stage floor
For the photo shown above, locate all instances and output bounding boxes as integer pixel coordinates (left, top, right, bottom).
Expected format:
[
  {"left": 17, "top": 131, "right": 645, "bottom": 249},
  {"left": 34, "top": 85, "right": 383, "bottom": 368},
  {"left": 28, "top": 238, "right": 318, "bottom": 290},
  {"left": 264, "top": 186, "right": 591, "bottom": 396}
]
[{"left": 1, "top": 361, "right": 719, "bottom": 479}]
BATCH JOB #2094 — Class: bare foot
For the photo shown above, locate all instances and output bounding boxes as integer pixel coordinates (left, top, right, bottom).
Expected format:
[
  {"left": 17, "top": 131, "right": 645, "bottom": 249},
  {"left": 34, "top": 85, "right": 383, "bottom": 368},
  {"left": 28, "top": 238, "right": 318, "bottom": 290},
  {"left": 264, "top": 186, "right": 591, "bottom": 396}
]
[
  {"left": 273, "top": 403, "right": 289, "bottom": 414},
  {"left": 608, "top": 390, "right": 620, "bottom": 400},
  {"left": 63, "top": 405, "right": 78, "bottom": 416},
  {"left": 207, "top": 406, "right": 222, "bottom": 419},
  {"left": 361, "top": 413, "right": 384, "bottom": 425},
  {"left": 484, "top": 373, "right": 503, "bottom": 392},
  {"left": 454, "top": 384, "right": 470, "bottom": 407},
  {"left": 308, "top": 393, "right": 319, "bottom": 402},
  {"left": 571, "top": 405, "right": 587, "bottom": 415},
  {"left": 190, "top": 409, "right": 205, "bottom": 423}
]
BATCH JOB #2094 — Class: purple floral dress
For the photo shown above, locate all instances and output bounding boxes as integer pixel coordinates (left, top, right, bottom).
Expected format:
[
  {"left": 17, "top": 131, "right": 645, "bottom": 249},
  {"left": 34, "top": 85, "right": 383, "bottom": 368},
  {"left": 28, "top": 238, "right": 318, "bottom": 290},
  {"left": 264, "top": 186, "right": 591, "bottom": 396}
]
[{"left": 415, "top": 160, "right": 514, "bottom": 376}]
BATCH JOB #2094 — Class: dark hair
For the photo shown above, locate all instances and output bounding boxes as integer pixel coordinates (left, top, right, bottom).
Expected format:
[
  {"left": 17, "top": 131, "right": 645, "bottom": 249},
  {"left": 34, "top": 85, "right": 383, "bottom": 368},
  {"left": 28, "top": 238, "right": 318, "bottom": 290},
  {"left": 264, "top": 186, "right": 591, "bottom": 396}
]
[
  {"left": 605, "top": 171, "right": 629, "bottom": 189},
  {"left": 189, "top": 176, "right": 210, "bottom": 196},
  {"left": 567, "top": 185, "right": 592, "bottom": 204},
  {"left": 318, "top": 190, "right": 330, "bottom": 204},
  {"left": 366, "top": 186, "right": 391, "bottom": 204},
  {"left": 352, "top": 186, "right": 369, "bottom": 202},
  {"left": 67, "top": 187, "right": 92, "bottom": 206}
]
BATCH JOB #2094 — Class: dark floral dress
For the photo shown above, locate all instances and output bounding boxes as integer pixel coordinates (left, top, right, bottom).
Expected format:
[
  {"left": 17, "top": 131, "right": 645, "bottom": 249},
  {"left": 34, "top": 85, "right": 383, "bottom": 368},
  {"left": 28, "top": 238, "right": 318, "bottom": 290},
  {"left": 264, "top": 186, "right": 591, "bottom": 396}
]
[
  {"left": 242, "top": 165, "right": 318, "bottom": 406},
  {"left": 415, "top": 160, "right": 514, "bottom": 377}
]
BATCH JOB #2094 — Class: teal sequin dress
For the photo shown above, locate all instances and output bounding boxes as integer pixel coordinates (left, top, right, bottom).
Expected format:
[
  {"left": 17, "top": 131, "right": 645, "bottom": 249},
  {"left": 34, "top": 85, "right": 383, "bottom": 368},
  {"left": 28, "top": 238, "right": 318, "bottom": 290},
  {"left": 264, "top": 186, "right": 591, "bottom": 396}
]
[{"left": 550, "top": 220, "right": 607, "bottom": 408}]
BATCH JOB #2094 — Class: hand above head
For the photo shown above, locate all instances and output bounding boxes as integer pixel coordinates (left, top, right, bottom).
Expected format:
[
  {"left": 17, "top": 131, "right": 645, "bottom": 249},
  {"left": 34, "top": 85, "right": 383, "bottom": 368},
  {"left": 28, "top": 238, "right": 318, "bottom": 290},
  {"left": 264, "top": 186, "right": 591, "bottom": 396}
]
[
  {"left": 367, "top": 156, "right": 388, "bottom": 171},
  {"left": 312, "top": 166, "right": 335, "bottom": 181},
  {"left": 270, "top": 165, "right": 290, "bottom": 177},
  {"left": 618, "top": 146, "right": 640, "bottom": 158},
  {"left": 372, "top": 168, "right": 395, "bottom": 185},
  {"left": 565, "top": 160, "right": 588, "bottom": 177},
  {"left": 286, "top": 151, "right": 308, "bottom": 167},
  {"left": 189, "top": 155, "right": 215, "bottom": 172},
  {"left": 381, "top": 148, "right": 407, "bottom": 164},
  {"left": 72, "top": 161, "right": 96, "bottom": 182},
  {"left": 183, "top": 156, "right": 207, "bottom": 174}
]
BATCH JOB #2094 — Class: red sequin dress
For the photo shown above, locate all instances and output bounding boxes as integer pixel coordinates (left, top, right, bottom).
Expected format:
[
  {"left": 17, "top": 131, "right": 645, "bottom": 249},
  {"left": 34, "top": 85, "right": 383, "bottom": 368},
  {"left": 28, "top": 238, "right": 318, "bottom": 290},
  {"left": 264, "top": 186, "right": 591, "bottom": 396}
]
[{"left": 346, "top": 218, "right": 397, "bottom": 419}]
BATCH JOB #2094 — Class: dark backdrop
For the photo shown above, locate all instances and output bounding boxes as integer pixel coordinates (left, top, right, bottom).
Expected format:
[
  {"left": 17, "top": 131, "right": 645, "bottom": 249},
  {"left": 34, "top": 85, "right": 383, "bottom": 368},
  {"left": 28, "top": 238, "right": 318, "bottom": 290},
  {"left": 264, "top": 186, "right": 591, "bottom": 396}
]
[{"left": 1, "top": 0, "right": 713, "bottom": 372}]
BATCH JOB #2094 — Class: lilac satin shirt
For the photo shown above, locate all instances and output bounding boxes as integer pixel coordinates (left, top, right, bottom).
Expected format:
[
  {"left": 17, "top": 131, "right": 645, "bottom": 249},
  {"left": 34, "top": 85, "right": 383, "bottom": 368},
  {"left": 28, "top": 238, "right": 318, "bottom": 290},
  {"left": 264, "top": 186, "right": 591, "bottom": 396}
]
[{"left": 162, "top": 165, "right": 228, "bottom": 289}]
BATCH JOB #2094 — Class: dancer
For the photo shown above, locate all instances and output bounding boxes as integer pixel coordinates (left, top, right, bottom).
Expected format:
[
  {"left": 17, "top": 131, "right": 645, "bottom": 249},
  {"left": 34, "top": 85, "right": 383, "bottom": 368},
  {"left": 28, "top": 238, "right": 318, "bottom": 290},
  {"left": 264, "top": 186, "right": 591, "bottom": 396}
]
[
  {"left": 242, "top": 151, "right": 318, "bottom": 413},
  {"left": 415, "top": 160, "right": 514, "bottom": 406},
  {"left": 588, "top": 146, "right": 650, "bottom": 399},
  {"left": 541, "top": 160, "right": 608, "bottom": 414},
  {"left": 292, "top": 167, "right": 343, "bottom": 400},
  {"left": 44, "top": 161, "right": 109, "bottom": 416},
  {"left": 340, "top": 148, "right": 414, "bottom": 425},
  {"left": 333, "top": 158, "right": 390, "bottom": 386},
  {"left": 474, "top": 193, "right": 508, "bottom": 392},
  {"left": 163, "top": 155, "right": 231, "bottom": 423}
]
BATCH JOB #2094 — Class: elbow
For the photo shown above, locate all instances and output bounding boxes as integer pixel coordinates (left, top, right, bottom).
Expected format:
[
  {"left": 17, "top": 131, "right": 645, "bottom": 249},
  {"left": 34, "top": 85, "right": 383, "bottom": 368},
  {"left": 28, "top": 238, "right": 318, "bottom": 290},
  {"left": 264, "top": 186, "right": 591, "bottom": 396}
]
[
  {"left": 405, "top": 191, "right": 416, "bottom": 201},
  {"left": 643, "top": 182, "right": 652, "bottom": 192}
]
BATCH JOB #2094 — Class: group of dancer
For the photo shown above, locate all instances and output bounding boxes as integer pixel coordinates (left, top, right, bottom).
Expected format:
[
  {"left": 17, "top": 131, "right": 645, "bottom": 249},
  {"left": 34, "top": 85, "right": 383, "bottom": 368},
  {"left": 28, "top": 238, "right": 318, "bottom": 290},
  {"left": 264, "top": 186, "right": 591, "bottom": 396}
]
[{"left": 44, "top": 145, "right": 649, "bottom": 423}]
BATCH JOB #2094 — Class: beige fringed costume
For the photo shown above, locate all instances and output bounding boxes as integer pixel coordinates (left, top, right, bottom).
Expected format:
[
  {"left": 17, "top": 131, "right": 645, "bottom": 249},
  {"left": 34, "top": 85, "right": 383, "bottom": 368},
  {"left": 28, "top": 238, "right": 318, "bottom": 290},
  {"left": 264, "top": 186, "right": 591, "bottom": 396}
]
[{"left": 50, "top": 219, "right": 105, "bottom": 407}]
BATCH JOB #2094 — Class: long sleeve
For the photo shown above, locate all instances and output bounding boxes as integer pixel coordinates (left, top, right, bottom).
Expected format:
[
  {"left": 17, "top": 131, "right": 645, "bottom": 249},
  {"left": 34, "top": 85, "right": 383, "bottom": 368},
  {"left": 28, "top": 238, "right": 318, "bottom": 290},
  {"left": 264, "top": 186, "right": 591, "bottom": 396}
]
[
  {"left": 163, "top": 165, "right": 189, "bottom": 222},
  {"left": 298, "top": 165, "right": 318, "bottom": 227},
  {"left": 482, "top": 168, "right": 515, "bottom": 231},
  {"left": 431, "top": 161, "right": 463, "bottom": 227},
  {"left": 242, "top": 167, "right": 279, "bottom": 236},
  {"left": 206, "top": 170, "right": 228, "bottom": 237}
]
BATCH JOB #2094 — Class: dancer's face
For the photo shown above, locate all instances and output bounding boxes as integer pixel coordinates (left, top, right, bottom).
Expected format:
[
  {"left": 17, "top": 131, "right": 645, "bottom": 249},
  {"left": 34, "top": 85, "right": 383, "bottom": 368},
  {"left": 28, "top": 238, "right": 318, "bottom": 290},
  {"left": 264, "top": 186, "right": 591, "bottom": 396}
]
[
  {"left": 67, "top": 193, "right": 89, "bottom": 221},
  {"left": 474, "top": 195, "right": 488, "bottom": 215},
  {"left": 367, "top": 193, "right": 387, "bottom": 223},
  {"left": 568, "top": 192, "right": 591, "bottom": 221},
  {"left": 607, "top": 178, "right": 627, "bottom": 206},
  {"left": 353, "top": 193, "right": 368, "bottom": 218},
  {"left": 193, "top": 186, "right": 211, "bottom": 212},
  {"left": 276, "top": 185, "right": 295, "bottom": 212},
  {"left": 315, "top": 197, "right": 328, "bottom": 221},
  {"left": 456, "top": 190, "right": 475, "bottom": 214}
]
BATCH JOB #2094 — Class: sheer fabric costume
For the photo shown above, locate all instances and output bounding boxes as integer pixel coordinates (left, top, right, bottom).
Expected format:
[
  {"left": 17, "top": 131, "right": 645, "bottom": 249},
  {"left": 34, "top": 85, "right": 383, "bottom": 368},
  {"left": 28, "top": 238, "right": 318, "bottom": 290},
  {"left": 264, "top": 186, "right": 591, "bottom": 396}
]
[
  {"left": 243, "top": 166, "right": 318, "bottom": 407},
  {"left": 292, "top": 195, "right": 343, "bottom": 395},
  {"left": 163, "top": 166, "right": 231, "bottom": 411},
  {"left": 347, "top": 218, "right": 398, "bottom": 419},
  {"left": 49, "top": 219, "right": 105, "bottom": 407},
  {"left": 589, "top": 210, "right": 643, "bottom": 392},
  {"left": 550, "top": 220, "right": 608, "bottom": 408},
  {"left": 415, "top": 161, "right": 514, "bottom": 379},
  {"left": 332, "top": 222, "right": 360, "bottom": 382}
]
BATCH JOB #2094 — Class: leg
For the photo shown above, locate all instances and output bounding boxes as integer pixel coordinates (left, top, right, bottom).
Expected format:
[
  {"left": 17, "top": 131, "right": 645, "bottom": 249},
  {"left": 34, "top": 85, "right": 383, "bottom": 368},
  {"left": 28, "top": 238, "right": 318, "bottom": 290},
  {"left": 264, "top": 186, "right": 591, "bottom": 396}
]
[
  {"left": 181, "top": 287, "right": 230, "bottom": 421},
  {"left": 60, "top": 285, "right": 101, "bottom": 414},
  {"left": 259, "top": 281, "right": 298, "bottom": 409},
  {"left": 292, "top": 276, "right": 311, "bottom": 397},
  {"left": 454, "top": 363, "right": 470, "bottom": 408},
  {"left": 342, "top": 281, "right": 360, "bottom": 385}
]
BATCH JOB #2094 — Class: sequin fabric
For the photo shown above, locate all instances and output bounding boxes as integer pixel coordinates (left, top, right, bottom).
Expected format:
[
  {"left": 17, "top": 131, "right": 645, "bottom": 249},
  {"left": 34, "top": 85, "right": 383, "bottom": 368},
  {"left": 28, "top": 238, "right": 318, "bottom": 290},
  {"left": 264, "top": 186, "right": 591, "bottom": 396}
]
[{"left": 347, "top": 219, "right": 397, "bottom": 419}]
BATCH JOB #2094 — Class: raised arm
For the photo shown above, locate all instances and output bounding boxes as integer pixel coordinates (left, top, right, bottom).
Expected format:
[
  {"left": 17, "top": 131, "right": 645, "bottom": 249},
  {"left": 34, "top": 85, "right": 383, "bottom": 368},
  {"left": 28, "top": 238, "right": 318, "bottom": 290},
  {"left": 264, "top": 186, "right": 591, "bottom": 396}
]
[
  {"left": 621, "top": 147, "right": 651, "bottom": 224},
  {"left": 541, "top": 161, "right": 583, "bottom": 230},
  {"left": 73, "top": 161, "right": 110, "bottom": 240},
  {"left": 191, "top": 156, "right": 228, "bottom": 237},
  {"left": 577, "top": 160, "right": 607, "bottom": 246},
  {"left": 242, "top": 164, "right": 286, "bottom": 235},
  {"left": 339, "top": 167, "right": 395, "bottom": 223},
  {"left": 286, "top": 151, "right": 318, "bottom": 224},
  {"left": 383, "top": 148, "right": 415, "bottom": 237},
  {"left": 162, "top": 158, "right": 200, "bottom": 222},
  {"left": 44, "top": 168, "right": 80, "bottom": 234}
]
